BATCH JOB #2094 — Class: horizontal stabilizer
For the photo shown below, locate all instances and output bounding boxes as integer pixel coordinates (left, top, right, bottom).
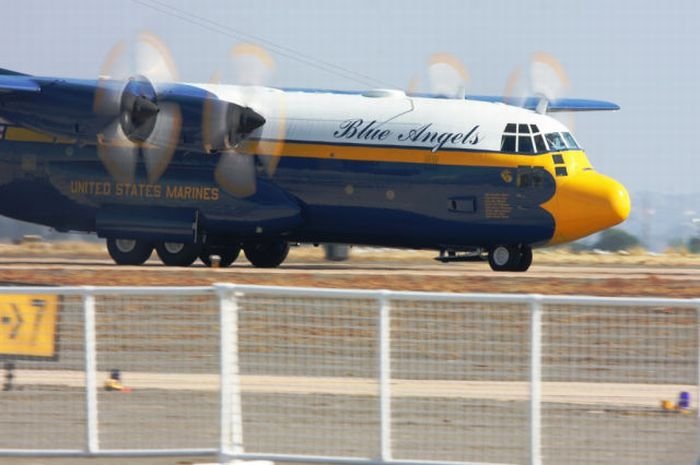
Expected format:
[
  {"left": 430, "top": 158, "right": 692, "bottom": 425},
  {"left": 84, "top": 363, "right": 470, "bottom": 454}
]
[{"left": 0, "top": 74, "right": 40, "bottom": 93}]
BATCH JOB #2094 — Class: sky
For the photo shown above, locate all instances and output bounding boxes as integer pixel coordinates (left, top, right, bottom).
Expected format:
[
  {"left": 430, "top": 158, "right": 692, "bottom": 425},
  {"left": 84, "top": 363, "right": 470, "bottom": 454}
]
[{"left": 2, "top": 0, "right": 700, "bottom": 200}]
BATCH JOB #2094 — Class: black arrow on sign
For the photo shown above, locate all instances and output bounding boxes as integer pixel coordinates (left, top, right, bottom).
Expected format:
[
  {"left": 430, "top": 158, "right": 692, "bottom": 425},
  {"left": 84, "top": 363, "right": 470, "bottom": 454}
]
[{"left": 10, "top": 304, "right": 23, "bottom": 340}]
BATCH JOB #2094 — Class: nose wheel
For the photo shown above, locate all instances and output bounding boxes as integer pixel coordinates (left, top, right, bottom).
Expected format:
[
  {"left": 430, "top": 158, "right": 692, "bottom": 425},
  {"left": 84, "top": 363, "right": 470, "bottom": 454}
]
[{"left": 488, "top": 245, "right": 532, "bottom": 272}]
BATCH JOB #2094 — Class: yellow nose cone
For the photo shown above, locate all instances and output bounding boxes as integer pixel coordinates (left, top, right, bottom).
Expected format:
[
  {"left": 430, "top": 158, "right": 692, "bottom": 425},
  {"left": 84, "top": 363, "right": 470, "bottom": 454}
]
[{"left": 544, "top": 171, "right": 631, "bottom": 245}]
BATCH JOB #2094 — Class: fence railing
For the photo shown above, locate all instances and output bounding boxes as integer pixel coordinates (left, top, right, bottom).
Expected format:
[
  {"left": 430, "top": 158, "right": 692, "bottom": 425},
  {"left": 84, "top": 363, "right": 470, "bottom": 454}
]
[{"left": 0, "top": 284, "right": 697, "bottom": 465}]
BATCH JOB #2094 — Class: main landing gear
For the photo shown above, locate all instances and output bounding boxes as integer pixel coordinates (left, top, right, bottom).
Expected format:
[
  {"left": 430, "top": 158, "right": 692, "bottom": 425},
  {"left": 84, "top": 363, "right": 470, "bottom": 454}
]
[
  {"left": 488, "top": 245, "right": 533, "bottom": 272},
  {"left": 199, "top": 245, "right": 241, "bottom": 268},
  {"left": 106, "top": 237, "right": 290, "bottom": 268},
  {"left": 106, "top": 238, "right": 154, "bottom": 265},
  {"left": 243, "top": 240, "right": 290, "bottom": 268},
  {"left": 155, "top": 242, "right": 201, "bottom": 267}
]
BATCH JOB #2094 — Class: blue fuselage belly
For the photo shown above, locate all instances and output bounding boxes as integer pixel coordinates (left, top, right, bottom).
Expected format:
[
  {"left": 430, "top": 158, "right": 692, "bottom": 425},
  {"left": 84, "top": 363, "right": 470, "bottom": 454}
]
[{"left": 0, "top": 140, "right": 556, "bottom": 249}]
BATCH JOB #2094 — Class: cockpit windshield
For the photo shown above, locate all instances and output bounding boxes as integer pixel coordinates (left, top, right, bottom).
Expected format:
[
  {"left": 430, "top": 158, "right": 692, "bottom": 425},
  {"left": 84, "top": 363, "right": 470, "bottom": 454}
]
[
  {"left": 545, "top": 133, "right": 566, "bottom": 150},
  {"left": 501, "top": 124, "right": 581, "bottom": 154},
  {"left": 545, "top": 132, "right": 580, "bottom": 151}
]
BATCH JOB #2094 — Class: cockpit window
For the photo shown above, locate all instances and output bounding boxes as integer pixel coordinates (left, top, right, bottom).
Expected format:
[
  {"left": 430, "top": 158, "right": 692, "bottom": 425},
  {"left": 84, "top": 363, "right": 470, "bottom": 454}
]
[
  {"left": 518, "top": 135, "right": 534, "bottom": 153},
  {"left": 534, "top": 134, "right": 546, "bottom": 152},
  {"left": 501, "top": 123, "right": 547, "bottom": 154},
  {"left": 562, "top": 132, "right": 580, "bottom": 149},
  {"left": 544, "top": 132, "right": 581, "bottom": 151},
  {"left": 545, "top": 133, "right": 567, "bottom": 151},
  {"left": 501, "top": 135, "right": 516, "bottom": 152}
]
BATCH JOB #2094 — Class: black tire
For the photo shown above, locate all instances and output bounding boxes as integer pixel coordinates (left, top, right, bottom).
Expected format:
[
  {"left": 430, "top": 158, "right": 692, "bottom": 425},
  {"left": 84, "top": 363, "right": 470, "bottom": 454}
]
[
  {"left": 106, "top": 238, "right": 153, "bottom": 266},
  {"left": 199, "top": 245, "right": 241, "bottom": 268},
  {"left": 243, "top": 240, "right": 290, "bottom": 268},
  {"left": 513, "top": 246, "right": 533, "bottom": 272},
  {"left": 488, "top": 245, "right": 533, "bottom": 272},
  {"left": 155, "top": 242, "right": 201, "bottom": 267}
]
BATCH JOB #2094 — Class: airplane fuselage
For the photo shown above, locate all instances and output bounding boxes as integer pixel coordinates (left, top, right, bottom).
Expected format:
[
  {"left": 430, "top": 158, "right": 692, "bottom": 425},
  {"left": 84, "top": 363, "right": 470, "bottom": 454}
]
[{"left": 0, "top": 79, "right": 630, "bottom": 270}]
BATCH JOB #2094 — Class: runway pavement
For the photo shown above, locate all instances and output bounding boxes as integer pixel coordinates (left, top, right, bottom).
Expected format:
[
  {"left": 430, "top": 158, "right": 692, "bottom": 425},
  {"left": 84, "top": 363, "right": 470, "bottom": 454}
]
[
  {"left": 0, "top": 255, "right": 698, "bottom": 296},
  {"left": 10, "top": 370, "right": 699, "bottom": 409}
]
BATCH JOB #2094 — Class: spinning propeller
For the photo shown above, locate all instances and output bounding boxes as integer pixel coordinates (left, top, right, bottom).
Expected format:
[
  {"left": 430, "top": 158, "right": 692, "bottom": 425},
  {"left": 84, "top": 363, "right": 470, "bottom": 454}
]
[
  {"left": 202, "top": 43, "right": 287, "bottom": 198},
  {"left": 93, "top": 33, "right": 182, "bottom": 184},
  {"left": 408, "top": 52, "right": 471, "bottom": 99},
  {"left": 504, "top": 52, "right": 571, "bottom": 115}
]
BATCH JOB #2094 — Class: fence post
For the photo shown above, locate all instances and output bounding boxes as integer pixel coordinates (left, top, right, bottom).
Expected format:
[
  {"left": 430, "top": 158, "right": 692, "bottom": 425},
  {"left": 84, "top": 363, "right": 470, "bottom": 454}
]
[
  {"left": 529, "top": 295, "right": 543, "bottom": 465},
  {"left": 216, "top": 284, "right": 244, "bottom": 465},
  {"left": 696, "top": 301, "right": 700, "bottom": 465},
  {"left": 378, "top": 291, "right": 392, "bottom": 462},
  {"left": 82, "top": 286, "right": 99, "bottom": 454}
]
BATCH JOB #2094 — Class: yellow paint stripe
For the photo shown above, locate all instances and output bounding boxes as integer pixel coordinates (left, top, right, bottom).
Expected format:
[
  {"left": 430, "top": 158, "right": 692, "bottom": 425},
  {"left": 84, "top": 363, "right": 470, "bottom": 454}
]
[
  {"left": 253, "top": 140, "right": 576, "bottom": 169},
  {"left": 4, "top": 127, "right": 74, "bottom": 144}
]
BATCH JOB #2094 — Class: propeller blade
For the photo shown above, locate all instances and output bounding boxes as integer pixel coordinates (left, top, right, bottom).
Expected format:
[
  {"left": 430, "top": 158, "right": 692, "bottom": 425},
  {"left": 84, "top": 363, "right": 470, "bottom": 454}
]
[
  {"left": 214, "top": 151, "right": 257, "bottom": 198},
  {"left": 94, "top": 41, "right": 129, "bottom": 116},
  {"left": 97, "top": 119, "right": 138, "bottom": 184},
  {"left": 529, "top": 52, "right": 570, "bottom": 103},
  {"left": 251, "top": 90, "right": 286, "bottom": 177},
  {"left": 134, "top": 32, "right": 179, "bottom": 84},
  {"left": 502, "top": 52, "right": 576, "bottom": 129},
  {"left": 202, "top": 90, "right": 235, "bottom": 153},
  {"left": 503, "top": 65, "right": 528, "bottom": 107},
  {"left": 204, "top": 43, "right": 285, "bottom": 195},
  {"left": 94, "top": 32, "right": 183, "bottom": 184},
  {"left": 426, "top": 53, "right": 470, "bottom": 99},
  {"left": 142, "top": 101, "right": 182, "bottom": 183},
  {"left": 229, "top": 43, "right": 275, "bottom": 86}
]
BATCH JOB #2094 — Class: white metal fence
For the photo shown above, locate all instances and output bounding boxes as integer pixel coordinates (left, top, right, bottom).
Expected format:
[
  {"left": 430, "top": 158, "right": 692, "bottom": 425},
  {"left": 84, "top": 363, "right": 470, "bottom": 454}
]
[{"left": 0, "top": 284, "right": 697, "bottom": 465}]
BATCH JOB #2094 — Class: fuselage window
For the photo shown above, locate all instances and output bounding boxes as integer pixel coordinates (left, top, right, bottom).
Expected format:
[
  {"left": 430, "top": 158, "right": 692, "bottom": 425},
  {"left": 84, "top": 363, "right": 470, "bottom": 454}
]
[
  {"left": 545, "top": 132, "right": 567, "bottom": 151},
  {"left": 518, "top": 123, "right": 530, "bottom": 133}
]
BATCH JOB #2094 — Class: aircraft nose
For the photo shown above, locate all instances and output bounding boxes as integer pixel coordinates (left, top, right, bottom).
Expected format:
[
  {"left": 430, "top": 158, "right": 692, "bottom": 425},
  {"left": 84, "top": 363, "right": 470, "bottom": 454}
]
[
  {"left": 545, "top": 171, "right": 631, "bottom": 245},
  {"left": 607, "top": 178, "right": 632, "bottom": 223}
]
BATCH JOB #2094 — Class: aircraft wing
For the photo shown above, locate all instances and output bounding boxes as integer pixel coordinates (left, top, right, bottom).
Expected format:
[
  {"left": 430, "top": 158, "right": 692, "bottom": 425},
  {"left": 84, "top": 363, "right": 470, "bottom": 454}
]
[
  {"left": 465, "top": 95, "right": 620, "bottom": 112},
  {"left": 0, "top": 73, "right": 41, "bottom": 93},
  {"left": 282, "top": 88, "right": 620, "bottom": 112}
]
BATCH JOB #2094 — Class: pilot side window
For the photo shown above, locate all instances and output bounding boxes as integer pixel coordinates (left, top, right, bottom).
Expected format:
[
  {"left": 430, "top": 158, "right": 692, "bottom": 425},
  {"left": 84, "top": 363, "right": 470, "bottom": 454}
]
[
  {"left": 545, "top": 132, "right": 567, "bottom": 151},
  {"left": 562, "top": 132, "right": 580, "bottom": 149}
]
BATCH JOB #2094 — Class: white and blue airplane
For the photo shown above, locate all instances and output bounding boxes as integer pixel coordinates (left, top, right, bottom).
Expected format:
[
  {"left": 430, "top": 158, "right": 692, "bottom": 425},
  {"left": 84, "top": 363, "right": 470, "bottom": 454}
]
[{"left": 0, "top": 35, "right": 629, "bottom": 271}]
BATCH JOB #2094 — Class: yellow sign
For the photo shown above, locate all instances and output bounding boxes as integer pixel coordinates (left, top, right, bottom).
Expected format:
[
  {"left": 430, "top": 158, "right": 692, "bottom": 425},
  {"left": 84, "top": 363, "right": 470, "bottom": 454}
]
[{"left": 0, "top": 295, "right": 59, "bottom": 359}]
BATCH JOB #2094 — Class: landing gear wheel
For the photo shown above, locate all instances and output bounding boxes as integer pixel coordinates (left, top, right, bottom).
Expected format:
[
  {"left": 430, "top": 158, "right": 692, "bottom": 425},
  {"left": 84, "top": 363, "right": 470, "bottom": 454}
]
[
  {"left": 488, "top": 245, "right": 533, "bottom": 272},
  {"left": 199, "top": 245, "right": 241, "bottom": 268},
  {"left": 243, "top": 240, "right": 290, "bottom": 268},
  {"left": 107, "top": 238, "right": 153, "bottom": 265},
  {"left": 155, "top": 242, "right": 201, "bottom": 267},
  {"left": 513, "top": 246, "right": 533, "bottom": 272}
]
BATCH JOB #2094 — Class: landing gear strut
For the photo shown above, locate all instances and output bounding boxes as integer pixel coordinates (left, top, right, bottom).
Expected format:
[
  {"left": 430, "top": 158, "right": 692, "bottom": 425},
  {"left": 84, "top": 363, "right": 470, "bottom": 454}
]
[
  {"left": 243, "top": 240, "right": 289, "bottom": 268},
  {"left": 488, "top": 245, "right": 533, "bottom": 272},
  {"left": 106, "top": 238, "right": 154, "bottom": 265}
]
